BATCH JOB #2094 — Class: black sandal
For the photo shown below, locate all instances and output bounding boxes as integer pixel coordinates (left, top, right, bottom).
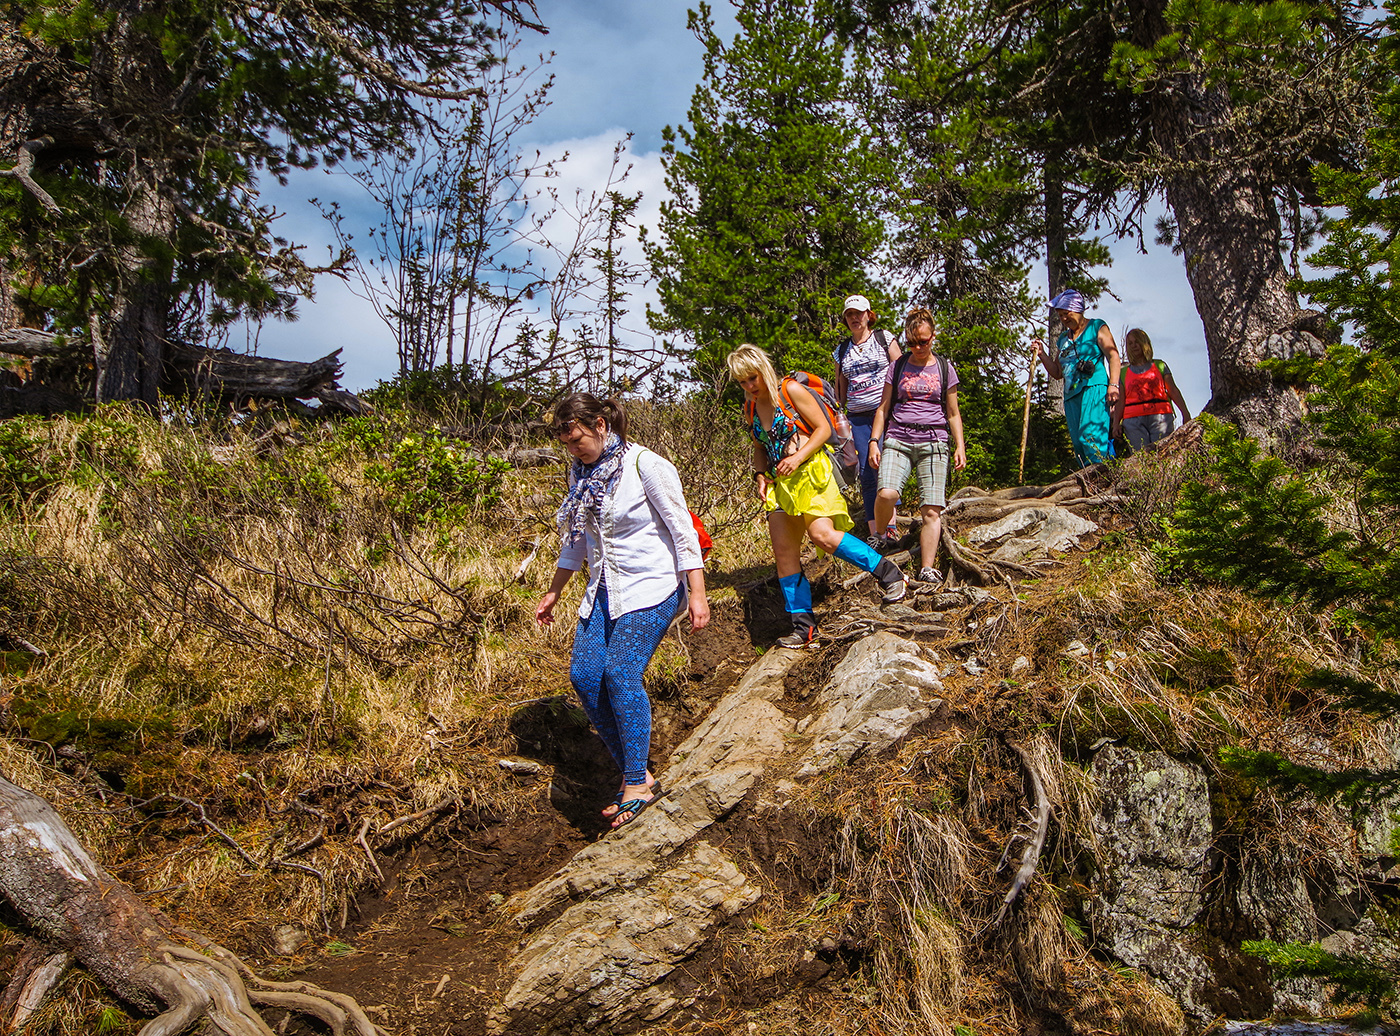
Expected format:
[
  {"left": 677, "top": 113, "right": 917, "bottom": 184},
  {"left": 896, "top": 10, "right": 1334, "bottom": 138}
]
[
  {"left": 602, "top": 781, "right": 663, "bottom": 818},
  {"left": 610, "top": 786, "right": 669, "bottom": 829}
]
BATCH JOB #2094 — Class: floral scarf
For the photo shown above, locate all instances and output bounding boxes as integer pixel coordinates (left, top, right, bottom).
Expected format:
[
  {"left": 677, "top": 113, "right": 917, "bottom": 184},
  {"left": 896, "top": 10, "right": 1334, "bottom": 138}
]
[{"left": 555, "top": 432, "right": 626, "bottom": 548}]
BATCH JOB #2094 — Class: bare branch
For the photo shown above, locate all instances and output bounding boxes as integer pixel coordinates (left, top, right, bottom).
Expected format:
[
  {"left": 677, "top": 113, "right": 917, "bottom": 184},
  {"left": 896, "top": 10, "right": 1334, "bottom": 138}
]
[{"left": 0, "top": 138, "right": 61, "bottom": 216}]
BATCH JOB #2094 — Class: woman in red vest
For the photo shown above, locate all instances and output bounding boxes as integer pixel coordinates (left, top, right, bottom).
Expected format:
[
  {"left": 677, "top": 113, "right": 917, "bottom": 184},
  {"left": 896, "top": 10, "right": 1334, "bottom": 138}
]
[{"left": 1112, "top": 328, "right": 1191, "bottom": 450}]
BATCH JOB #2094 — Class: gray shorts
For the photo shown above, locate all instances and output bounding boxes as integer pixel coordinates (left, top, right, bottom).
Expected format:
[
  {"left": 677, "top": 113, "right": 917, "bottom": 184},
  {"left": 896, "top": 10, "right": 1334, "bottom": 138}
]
[
  {"left": 877, "top": 437, "right": 949, "bottom": 507},
  {"left": 1123, "top": 413, "right": 1175, "bottom": 450}
]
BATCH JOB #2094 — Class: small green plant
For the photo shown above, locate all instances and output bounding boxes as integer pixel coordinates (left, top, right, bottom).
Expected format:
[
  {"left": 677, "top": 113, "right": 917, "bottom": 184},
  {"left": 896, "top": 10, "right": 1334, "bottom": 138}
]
[
  {"left": 1243, "top": 939, "right": 1397, "bottom": 1010},
  {"left": 94, "top": 1006, "right": 132, "bottom": 1034},
  {"left": 365, "top": 433, "right": 509, "bottom": 527},
  {"left": 0, "top": 416, "right": 59, "bottom": 512},
  {"left": 323, "top": 940, "right": 356, "bottom": 957}
]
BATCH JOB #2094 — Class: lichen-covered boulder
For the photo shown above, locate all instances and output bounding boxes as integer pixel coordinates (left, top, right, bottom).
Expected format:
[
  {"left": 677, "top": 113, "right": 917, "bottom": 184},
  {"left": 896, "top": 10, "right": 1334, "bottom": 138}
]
[{"left": 1090, "top": 745, "right": 1215, "bottom": 1020}]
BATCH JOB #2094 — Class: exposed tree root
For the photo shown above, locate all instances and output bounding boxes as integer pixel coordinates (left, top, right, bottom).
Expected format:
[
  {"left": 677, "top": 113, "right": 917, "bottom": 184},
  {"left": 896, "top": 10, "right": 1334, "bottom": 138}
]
[
  {"left": 994, "top": 743, "right": 1053, "bottom": 924},
  {"left": 0, "top": 942, "right": 69, "bottom": 1033},
  {"left": 0, "top": 774, "right": 378, "bottom": 1035}
]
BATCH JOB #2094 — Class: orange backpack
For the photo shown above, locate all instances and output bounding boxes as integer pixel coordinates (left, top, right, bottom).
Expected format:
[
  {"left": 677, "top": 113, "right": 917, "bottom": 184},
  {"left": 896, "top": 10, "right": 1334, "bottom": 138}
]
[{"left": 745, "top": 373, "right": 859, "bottom": 481}]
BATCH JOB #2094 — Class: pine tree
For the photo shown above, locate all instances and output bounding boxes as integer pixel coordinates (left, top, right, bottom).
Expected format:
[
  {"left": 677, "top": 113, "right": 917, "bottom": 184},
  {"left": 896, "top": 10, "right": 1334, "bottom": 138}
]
[
  {"left": 0, "top": 0, "right": 544, "bottom": 405},
  {"left": 643, "top": 0, "right": 885, "bottom": 382}
]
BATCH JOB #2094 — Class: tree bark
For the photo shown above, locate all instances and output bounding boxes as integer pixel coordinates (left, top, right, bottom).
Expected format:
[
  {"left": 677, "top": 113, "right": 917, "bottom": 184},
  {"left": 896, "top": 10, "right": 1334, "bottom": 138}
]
[
  {"left": 1043, "top": 162, "right": 1068, "bottom": 416},
  {"left": 0, "top": 774, "right": 379, "bottom": 1035},
  {"left": 1132, "top": 0, "right": 1323, "bottom": 443},
  {"left": 98, "top": 182, "right": 177, "bottom": 408}
]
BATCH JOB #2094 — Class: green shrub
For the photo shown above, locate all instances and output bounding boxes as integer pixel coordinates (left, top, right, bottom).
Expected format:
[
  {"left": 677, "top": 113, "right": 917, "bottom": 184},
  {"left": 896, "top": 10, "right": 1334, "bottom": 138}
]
[
  {"left": 0, "top": 417, "right": 60, "bottom": 512},
  {"left": 365, "top": 433, "right": 509, "bottom": 527}
]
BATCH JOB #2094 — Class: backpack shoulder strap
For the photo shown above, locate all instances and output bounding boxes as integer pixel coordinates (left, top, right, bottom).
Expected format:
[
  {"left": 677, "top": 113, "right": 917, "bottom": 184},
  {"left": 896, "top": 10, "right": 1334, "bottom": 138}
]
[
  {"left": 777, "top": 375, "right": 815, "bottom": 434},
  {"left": 837, "top": 336, "right": 852, "bottom": 366},
  {"left": 891, "top": 353, "right": 910, "bottom": 397}
]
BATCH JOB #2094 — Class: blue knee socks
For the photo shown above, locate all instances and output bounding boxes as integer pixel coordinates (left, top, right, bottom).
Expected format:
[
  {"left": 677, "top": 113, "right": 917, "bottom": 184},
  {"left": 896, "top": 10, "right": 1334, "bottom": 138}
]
[
  {"left": 832, "top": 532, "right": 882, "bottom": 573},
  {"left": 778, "top": 572, "right": 812, "bottom": 614}
]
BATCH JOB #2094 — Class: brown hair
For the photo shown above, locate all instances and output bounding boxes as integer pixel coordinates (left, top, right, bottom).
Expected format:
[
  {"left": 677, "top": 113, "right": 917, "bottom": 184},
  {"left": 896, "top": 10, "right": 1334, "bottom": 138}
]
[
  {"left": 904, "top": 307, "right": 936, "bottom": 338},
  {"left": 1124, "top": 328, "right": 1154, "bottom": 364},
  {"left": 550, "top": 392, "right": 628, "bottom": 443}
]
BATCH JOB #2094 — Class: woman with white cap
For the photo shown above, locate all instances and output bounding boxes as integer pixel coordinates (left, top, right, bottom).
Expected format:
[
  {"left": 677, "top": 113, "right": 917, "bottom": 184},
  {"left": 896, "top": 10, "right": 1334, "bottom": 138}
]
[
  {"left": 832, "top": 293, "right": 902, "bottom": 546},
  {"left": 1033, "top": 289, "right": 1121, "bottom": 468}
]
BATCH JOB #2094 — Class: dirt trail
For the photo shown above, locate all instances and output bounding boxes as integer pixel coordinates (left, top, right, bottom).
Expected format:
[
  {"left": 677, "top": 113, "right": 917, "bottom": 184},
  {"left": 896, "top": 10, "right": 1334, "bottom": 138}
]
[{"left": 285, "top": 595, "right": 774, "bottom": 1036}]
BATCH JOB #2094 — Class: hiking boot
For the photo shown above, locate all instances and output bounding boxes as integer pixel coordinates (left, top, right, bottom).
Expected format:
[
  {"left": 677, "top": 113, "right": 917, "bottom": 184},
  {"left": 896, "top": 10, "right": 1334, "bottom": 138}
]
[
  {"left": 776, "top": 612, "right": 818, "bottom": 649},
  {"left": 875, "top": 558, "right": 907, "bottom": 604},
  {"left": 865, "top": 534, "right": 892, "bottom": 552},
  {"left": 917, "top": 566, "right": 943, "bottom": 585}
]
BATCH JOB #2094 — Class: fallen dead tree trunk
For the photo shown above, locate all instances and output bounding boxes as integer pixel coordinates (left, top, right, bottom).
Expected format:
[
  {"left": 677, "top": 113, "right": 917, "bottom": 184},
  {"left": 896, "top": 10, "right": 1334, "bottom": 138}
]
[
  {"left": 0, "top": 329, "right": 368, "bottom": 414},
  {"left": 0, "top": 773, "right": 380, "bottom": 1035}
]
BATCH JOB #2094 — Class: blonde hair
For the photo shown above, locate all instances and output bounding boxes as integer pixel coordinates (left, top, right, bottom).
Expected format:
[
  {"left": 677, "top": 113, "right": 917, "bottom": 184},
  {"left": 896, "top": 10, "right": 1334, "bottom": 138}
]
[
  {"left": 726, "top": 343, "right": 782, "bottom": 404},
  {"left": 904, "top": 306, "right": 936, "bottom": 338},
  {"left": 1124, "top": 328, "right": 1154, "bottom": 364}
]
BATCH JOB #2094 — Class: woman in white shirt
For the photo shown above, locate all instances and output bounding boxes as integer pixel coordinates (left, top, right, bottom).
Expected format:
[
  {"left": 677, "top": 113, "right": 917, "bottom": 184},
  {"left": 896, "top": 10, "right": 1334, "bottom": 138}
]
[
  {"left": 832, "top": 294, "right": 902, "bottom": 544},
  {"left": 534, "top": 394, "right": 710, "bottom": 829}
]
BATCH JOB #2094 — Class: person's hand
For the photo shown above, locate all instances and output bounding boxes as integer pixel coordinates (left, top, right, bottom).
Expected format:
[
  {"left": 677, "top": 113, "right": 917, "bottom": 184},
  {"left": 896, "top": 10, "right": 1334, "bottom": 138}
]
[
  {"left": 868, "top": 441, "right": 882, "bottom": 468},
  {"left": 688, "top": 594, "right": 710, "bottom": 632},
  {"left": 1106, "top": 383, "right": 1121, "bottom": 403},
  {"left": 774, "top": 454, "right": 800, "bottom": 478},
  {"left": 754, "top": 472, "right": 770, "bottom": 499},
  {"left": 953, "top": 443, "right": 967, "bottom": 471},
  {"left": 535, "top": 592, "right": 558, "bottom": 626},
  {"left": 1033, "top": 337, "right": 1047, "bottom": 361}
]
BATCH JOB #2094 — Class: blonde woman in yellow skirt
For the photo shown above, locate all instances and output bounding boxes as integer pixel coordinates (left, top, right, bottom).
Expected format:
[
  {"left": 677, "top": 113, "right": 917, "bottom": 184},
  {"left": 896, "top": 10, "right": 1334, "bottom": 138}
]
[{"left": 726, "top": 344, "right": 907, "bottom": 648}]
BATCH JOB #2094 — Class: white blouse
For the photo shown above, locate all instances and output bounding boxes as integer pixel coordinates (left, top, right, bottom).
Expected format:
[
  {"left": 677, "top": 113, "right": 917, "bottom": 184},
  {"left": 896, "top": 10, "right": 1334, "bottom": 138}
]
[{"left": 557, "top": 443, "right": 703, "bottom": 620}]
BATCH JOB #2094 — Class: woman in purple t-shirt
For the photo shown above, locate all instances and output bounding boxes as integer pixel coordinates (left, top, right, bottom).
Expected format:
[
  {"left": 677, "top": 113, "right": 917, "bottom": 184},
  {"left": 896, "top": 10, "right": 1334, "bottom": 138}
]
[{"left": 868, "top": 307, "right": 967, "bottom": 585}]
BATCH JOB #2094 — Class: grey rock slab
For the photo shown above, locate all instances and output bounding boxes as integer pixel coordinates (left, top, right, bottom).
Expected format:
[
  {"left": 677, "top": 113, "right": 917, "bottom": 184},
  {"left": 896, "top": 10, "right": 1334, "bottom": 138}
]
[
  {"left": 794, "top": 631, "right": 945, "bottom": 777},
  {"left": 507, "top": 648, "right": 798, "bottom": 926},
  {"left": 1090, "top": 745, "right": 1215, "bottom": 1019},
  {"left": 965, "top": 505, "right": 1098, "bottom": 564},
  {"left": 966, "top": 507, "right": 1048, "bottom": 545},
  {"left": 487, "top": 842, "right": 761, "bottom": 1035}
]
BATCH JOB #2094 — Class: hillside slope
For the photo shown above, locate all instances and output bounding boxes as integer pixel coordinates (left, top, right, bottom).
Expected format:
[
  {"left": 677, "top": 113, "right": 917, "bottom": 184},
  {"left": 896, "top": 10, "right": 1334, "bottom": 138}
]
[{"left": 0, "top": 408, "right": 1397, "bottom": 1035}]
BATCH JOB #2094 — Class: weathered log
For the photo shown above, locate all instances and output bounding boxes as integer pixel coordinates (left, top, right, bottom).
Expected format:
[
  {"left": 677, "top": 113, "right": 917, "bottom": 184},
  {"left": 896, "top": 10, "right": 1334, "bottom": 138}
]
[
  {"left": 0, "top": 774, "right": 378, "bottom": 1035},
  {"left": 163, "top": 342, "right": 368, "bottom": 414},
  {"left": 0, "top": 327, "right": 68, "bottom": 357},
  {"left": 0, "top": 329, "right": 368, "bottom": 414}
]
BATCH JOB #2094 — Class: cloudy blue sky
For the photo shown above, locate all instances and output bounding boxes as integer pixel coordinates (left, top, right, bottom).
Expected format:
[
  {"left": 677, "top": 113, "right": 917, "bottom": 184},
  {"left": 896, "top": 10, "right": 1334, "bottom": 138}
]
[{"left": 243, "top": 0, "right": 1212, "bottom": 415}]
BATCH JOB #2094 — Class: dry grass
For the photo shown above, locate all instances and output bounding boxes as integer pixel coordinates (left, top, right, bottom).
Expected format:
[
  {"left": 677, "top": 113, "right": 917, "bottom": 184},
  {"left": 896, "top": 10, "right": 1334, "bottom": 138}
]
[{"left": 0, "top": 401, "right": 759, "bottom": 946}]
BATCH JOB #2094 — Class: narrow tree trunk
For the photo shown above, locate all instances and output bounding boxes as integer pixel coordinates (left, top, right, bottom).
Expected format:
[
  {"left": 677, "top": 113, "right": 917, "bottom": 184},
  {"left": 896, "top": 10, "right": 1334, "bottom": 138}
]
[
  {"left": 1043, "top": 163, "right": 1068, "bottom": 416},
  {"left": 97, "top": 182, "right": 175, "bottom": 408}
]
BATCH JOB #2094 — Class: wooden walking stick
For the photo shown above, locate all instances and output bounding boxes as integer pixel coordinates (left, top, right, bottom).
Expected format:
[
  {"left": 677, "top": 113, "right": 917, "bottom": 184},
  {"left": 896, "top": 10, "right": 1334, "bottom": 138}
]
[{"left": 1017, "top": 339, "right": 1040, "bottom": 484}]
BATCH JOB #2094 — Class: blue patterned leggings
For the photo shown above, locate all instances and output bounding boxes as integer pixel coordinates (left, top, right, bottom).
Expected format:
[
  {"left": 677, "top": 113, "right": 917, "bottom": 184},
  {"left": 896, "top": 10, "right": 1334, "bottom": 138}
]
[{"left": 570, "top": 579, "right": 680, "bottom": 785}]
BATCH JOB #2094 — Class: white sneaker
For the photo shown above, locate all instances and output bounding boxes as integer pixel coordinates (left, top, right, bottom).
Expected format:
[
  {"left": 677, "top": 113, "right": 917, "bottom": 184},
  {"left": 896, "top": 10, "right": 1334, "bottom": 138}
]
[{"left": 918, "top": 566, "right": 943, "bottom": 585}]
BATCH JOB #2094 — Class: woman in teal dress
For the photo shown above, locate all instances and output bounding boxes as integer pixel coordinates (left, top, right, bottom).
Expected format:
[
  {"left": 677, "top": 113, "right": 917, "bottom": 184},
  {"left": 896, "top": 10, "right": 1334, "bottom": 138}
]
[{"left": 1032, "top": 289, "right": 1121, "bottom": 468}]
